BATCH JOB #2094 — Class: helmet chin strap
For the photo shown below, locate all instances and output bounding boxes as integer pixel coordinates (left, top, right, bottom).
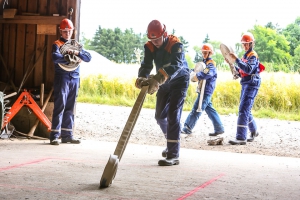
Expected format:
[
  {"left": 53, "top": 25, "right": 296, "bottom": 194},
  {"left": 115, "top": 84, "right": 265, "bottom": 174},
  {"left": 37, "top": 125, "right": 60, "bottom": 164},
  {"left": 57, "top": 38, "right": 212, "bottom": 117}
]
[{"left": 250, "top": 42, "right": 254, "bottom": 49}]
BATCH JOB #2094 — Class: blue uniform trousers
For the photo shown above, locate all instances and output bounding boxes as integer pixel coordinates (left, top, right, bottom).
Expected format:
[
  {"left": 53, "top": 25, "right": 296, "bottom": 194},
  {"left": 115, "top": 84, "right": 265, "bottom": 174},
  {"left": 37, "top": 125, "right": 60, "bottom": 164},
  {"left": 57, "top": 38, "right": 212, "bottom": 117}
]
[
  {"left": 50, "top": 75, "right": 79, "bottom": 141},
  {"left": 236, "top": 80, "right": 260, "bottom": 140},
  {"left": 155, "top": 69, "right": 189, "bottom": 158},
  {"left": 183, "top": 93, "right": 224, "bottom": 134}
]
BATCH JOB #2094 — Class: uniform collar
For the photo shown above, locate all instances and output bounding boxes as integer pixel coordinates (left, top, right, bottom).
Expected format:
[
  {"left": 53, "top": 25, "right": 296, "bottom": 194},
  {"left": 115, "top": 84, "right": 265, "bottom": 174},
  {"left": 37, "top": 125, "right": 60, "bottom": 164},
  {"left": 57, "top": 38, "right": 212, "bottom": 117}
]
[
  {"left": 203, "top": 57, "right": 212, "bottom": 63},
  {"left": 244, "top": 48, "right": 253, "bottom": 57},
  {"left": 60, "top": 37, "right": 69, "bottom": 43},
  {"left": 159, "top": 36, "right": 168, "bottom": 49}
]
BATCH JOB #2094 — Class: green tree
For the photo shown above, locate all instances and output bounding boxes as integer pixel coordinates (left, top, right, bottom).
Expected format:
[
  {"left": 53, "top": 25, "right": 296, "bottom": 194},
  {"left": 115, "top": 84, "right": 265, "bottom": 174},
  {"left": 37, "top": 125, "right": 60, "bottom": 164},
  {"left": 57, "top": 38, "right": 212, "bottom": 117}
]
[
  {"left": 251, "top": 25, "right": 292, "bottom": 66},
  {"left": 88, "top": 26, "right": 147, "bottom": 63},
  {"left": 178, "top": 36, "right": 189, "bottom": 53},
  {"left": 293, "top": 44, "right": 300, "bottom": 72},
  {"left": 282, "top": 17, "right": 300, "bottom": 56},
  {"left": 265, "top": 22, "right": 282, "bottom": 33},
  {"left": 193, "top": 46, "right": 202, "bottom": 63},
  {"left": 171, "top": 29, "right": 189, "bottom": 52},
  {"left": 203, "top": 34, "right": 210, "bottom": 43},
  {"left": 79, "top": 32, "right": 91, "bottom": 49}
]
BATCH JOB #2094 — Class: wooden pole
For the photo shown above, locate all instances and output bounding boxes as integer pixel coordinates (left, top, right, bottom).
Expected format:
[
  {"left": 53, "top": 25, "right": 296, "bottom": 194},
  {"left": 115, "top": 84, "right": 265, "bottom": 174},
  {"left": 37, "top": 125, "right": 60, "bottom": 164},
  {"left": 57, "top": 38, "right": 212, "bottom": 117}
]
[
  {"left": 40, "top": 83, "right": 44, "bottom": 107},
  {"left": 27, "top": 88, "right": 53, "bottom": 137},
  {"left": 15, "top": 130, "right": 47, "bottom": 140}
]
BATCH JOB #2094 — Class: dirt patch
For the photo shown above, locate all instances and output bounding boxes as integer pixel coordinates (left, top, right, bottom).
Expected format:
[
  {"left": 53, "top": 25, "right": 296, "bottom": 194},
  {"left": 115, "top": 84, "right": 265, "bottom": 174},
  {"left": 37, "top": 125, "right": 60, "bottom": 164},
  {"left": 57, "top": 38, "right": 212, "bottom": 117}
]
[{"left": 75, "top": 103, "right": 300, "bottom": 158}]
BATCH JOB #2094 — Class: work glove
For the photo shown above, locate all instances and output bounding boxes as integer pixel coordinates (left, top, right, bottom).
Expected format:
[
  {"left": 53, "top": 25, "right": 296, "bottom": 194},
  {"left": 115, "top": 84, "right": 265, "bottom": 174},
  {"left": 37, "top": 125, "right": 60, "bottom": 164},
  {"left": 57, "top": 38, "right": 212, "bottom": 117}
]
[
  {"left": 190, "top": 71, "right": 198, "bottom": 82},
  {"left": 135, "top": 77, "right": 148, "bottom": 89},
  {"left": 190, "top": 62, "right": 205, "bottom": 82},
  {"left": 66, "top": 49, "right": 80, "bottom": 55},
  {"left": 233, "top": 74, "right": 240, "bottom": 80},
  {"left": 147, "top": 69, "right": 169, "bottom": 95},
  {"left": 64, "top": 54, "right": 81, "bottom": 65}
]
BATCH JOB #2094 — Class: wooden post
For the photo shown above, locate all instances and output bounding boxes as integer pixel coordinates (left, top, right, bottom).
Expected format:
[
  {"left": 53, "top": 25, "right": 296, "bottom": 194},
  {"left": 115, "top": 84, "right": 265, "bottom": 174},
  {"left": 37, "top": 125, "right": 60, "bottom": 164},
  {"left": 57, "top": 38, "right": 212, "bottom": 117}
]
[
  {"left": 40, "top": 83, "right": 44, "bottom": 107},
  {"left": 27, "top": 88, "right": 53, "bottom": 137}
]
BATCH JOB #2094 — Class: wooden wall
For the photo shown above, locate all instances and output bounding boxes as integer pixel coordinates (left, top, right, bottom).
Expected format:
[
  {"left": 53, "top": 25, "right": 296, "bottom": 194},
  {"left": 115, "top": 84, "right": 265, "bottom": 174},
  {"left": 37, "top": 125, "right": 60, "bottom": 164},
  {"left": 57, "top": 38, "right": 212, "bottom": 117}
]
[{"left": 0, "top": 0, "right": 81, "bottom": 92}]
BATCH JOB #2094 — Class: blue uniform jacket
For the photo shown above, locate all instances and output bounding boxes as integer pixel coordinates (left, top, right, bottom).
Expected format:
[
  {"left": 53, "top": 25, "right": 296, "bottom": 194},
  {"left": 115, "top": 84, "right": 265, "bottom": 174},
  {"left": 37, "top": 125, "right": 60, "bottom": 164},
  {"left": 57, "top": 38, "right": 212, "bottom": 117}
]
[
  {"left": 138, "top": 35, "right": 189, "bottom": 81},
  {"left": 235, "top": 48, "right": 260, "bottom": 85},
  {"left": 52, "top": 37, "right": 92, "bottom": 78},
  {"left": 196, "top": 58, "right": 217, "bottom": 96}
]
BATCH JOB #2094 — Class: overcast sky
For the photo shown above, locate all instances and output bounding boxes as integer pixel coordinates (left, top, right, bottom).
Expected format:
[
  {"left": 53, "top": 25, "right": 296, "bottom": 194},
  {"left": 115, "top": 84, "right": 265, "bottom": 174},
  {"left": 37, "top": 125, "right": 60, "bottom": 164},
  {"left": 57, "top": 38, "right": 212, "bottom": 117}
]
[{"left": 80, "top": 0, "right": 300, "bottom": 55}]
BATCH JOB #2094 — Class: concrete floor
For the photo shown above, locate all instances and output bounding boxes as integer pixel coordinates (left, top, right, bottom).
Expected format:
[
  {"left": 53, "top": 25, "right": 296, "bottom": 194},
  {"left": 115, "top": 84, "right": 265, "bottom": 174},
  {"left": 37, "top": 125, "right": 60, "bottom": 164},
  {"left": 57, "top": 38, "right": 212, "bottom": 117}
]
[{"left": 1, "top": 138, "right": 300, "bottom": 200}]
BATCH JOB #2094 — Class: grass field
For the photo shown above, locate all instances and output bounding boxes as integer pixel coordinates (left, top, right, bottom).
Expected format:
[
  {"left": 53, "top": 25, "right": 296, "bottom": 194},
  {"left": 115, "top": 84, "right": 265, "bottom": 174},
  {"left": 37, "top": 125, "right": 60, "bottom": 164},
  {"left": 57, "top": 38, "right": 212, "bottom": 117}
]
[{"left": 78, "top": 64, "right": 300, "bottom": 121}]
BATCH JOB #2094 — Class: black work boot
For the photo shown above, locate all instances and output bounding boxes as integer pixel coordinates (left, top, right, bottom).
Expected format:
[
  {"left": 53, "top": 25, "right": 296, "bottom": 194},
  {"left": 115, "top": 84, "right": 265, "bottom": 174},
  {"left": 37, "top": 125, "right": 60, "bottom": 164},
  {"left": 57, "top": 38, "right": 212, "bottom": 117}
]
[
  {"left": 61, "top": 138, "right": 81, "bottom": 144},
  {"left": 228, "top": 139, "right": 247, "bottom": 145},
  {"left": 50, "top": 139, "right": 59, "bottom": 145},
  {"left": 162, "top": 148, "right": 168, "bottom": 157},
  {"left": 158, "top": 157, "right": 179, "bottom": 166},
  {"left": 247, "top": 132, "right": 259, "bottom": 142}
]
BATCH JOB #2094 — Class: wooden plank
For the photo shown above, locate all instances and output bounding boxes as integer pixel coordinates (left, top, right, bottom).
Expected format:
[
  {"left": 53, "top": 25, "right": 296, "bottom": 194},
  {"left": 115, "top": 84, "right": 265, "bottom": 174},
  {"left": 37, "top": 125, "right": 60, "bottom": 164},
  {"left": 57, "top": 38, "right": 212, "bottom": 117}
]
[
  {"left": 8, "top": 0, "right": 18, "bottom": 83},
  {"left": 13, "top": 0, "right": 27, "bottom": 88},
  {"left": 17, "top": 0, "right": 28, "bottom": 15},
  {"left": 23, "top": 25, "right": 36, "bottom": 88},
  {"left": 37, "top": 24, "right": 56, "bottom": 35},
  {"left": 34, "top": 0, "right": 48, "bottom": 87},
  {"left": 39, "top": 0, "right": 49, "bottom": 15},
  {"left": 0, "top": 15, "right": 67, "bottom": 24},
  {"left": 34, "top": 35, "right": 46, "bottom": 86},
  {"left": 45, "top": 35, "right": 56, "bottom": 89},
  {"left": 62, "top": 0, "right": 68, "bottom": 16},
  {"left": 27, "top": 0, "right": 38, "bottom": 13},
  {"left": 0, "top": 24, "right": 2, "bottom": 53},
  {"left": 15, "top": 24, "right": 26, "bottom": 87},
  {"left": 10, "top": 0, "right": 19, "bottom": 8},
  {"left": 2, "top": 24, "right": 10, "bottom": 83},
  {"left": 45, "top": 0, "right": 60, "bottom": 90},
  {"left": 23, "top": 0, "right": 38, "bottom": 88},
  {"left": 0, "top": 24, "right": 3, "bottom": 81},
  {"left": 8, "top": 24, "right": 17, "bottom": 85}
]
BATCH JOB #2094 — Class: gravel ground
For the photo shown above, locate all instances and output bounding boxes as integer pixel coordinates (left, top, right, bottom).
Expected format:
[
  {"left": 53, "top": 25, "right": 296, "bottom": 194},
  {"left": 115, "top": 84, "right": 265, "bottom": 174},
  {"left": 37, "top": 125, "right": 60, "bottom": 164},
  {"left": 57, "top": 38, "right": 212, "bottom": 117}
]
[
  {"left": 77, "top": 53, "right": 300, "bottom": 158},
  {"left": 75, "top": 103, "right": 300, "bottom": 158}
]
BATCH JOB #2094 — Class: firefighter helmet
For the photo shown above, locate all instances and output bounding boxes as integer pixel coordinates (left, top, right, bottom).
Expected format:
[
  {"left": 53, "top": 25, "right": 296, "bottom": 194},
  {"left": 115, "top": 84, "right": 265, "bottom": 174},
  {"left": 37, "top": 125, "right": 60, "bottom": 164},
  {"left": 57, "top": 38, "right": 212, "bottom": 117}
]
[
  {"left": 147, "top": 20, "right": 167, "bottom": 39},
  {"left": 201, "top": 43, "right": 214, "bottom": 55},
  {"left": 241, "top": 32, "right": 255, "bottom": 43},
  {"left": 60, "top": 18, "right": 74, "bottom": 31}
]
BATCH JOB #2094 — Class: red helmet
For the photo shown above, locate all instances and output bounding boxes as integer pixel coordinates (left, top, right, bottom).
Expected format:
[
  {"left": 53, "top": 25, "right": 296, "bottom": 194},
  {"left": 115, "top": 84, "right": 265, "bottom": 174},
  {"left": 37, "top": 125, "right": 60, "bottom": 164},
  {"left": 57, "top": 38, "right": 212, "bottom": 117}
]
[
  {"left": 241, "top": 32, "right": 254, "bottom": 43},
  {"left": 147, "top": 20, "right": 167, "bottom": 39},
  {"left": 201, "top": 43, "right": 214, "bottom": 55},
  {"left": 60, "top": 18, "right": 74, "bottom": 31}
]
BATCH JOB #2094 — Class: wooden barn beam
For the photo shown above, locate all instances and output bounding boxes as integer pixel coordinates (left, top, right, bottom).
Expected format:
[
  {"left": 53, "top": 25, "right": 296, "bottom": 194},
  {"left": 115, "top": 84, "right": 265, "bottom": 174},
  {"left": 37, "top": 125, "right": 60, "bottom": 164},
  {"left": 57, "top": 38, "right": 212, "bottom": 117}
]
[{"left": 0, "top": 16, "right": 67, "bottom": 24}]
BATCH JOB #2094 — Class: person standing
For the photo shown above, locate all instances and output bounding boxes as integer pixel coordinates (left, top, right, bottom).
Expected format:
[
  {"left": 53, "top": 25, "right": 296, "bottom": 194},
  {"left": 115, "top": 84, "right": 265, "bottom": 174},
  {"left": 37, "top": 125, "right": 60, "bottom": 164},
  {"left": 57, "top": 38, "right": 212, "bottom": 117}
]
[
  {"left": 181, "top": 43, "right": 224, "bottom": 138},
  {"left": 135, "top": 20, "right": 190, "bottom": 166},
  {"left": 226, "top": 32, "right": 263, "bottom": 145},
  {"left": 50, "top": 18, "right": 92, "bottom": 145}
]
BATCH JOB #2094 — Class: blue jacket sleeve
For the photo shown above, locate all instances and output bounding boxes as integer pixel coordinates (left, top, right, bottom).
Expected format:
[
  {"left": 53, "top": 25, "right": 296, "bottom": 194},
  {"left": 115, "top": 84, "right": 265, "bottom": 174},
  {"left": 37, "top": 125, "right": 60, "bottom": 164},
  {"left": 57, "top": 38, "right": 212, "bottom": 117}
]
[
  {"left": 163, "top": 43, "right": 186, "bottom": 77},
  {"left": 235, "top": 55, "right": 259, "bottom": 74},
  {"left": 52, "top": 44, "right": 67, "bottom": 64},
  {"left": 138, "top": 45, "right": 154, "bottom": 78},
  {"left": 196, "top": 62, "right": 217, "bottom": 80},
  {"left": 78, "top": 49, "right": 92, "bottom": 63},
  {"left": 52, "top": 44, "right": 92, "bottom": 64}
]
